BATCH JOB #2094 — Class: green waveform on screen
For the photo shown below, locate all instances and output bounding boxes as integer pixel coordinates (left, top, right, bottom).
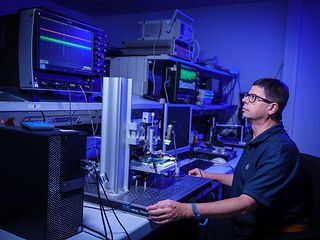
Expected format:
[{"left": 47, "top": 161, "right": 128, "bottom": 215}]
[{"left": 40, "top": 36, "right": 91, "bottom": 50}]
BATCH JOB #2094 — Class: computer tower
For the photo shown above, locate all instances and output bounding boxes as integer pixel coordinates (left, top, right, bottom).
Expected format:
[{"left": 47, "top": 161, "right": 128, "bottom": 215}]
[{"left": 0, "top": 126, "right": 86, "bottom": 240}]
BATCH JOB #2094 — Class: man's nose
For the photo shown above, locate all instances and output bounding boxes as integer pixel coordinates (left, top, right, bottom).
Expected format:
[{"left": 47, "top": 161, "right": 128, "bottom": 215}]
[{"left": 242, "top": 97, "right": 247, "bottom": 103}]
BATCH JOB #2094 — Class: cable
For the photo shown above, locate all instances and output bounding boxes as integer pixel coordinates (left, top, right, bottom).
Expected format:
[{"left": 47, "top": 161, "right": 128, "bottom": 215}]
[
  {"left": 93, "top": 169, "right": 113, "bottom": 240},
  {"left": 67, "top": 86, "right": 73, "bottom": 129},
  {"left": 172, "top": 131, "right": 178, "bottom": 159},
  {"left": 98, "top": 176, "right": 132, "bottom": 240},
  {"left": 226, "top": 161, "right": 234, "bottom": 172},
  {"left": 191, "top": 38, "right": 200, "bottom": 62},
  {"left": 82, "top": 162, "right": 112, "bottom": 240},
  {"left": 212, "top": 160, "right": 234, "bottom": 172},
  {"left": 151, "top": 21, "right": 163, "bottom": 96},
  {"left": 86, "top": 161, "right": 131, "bottom": 240},
  {"left": 189, "top": 40, "right": 193, "bottom": 61},
  {"left": 82, "top": 224, "right": 108, "bottom": 240},
  {"left": 80, "top": 86, "right": 101, "bottom": 162},
  {"left": 195, "top": 39, "right": 200, "bottom": 61},
  {"left": 225, "top": 76, "right": 237, "bottom": 102},
  {"left": 97, "top": 180, "right": 111, "bottom": 240},
  {"left": 274, "top": 62, "right": 284, "bottom": 79},
  {"left": 231, "top": 75, "right": 242, "bottom": 124},
  {"left": 164, "top": 68, "right": 169, "bottom": 103},
  {"left": 95, "top": 175, "right": 109, "bottom": 239},
  {"left": 40, "top": 111, "right": 46, "bottom": 122},
  {"left": 166, "top": 17, "right": 176, "bottom": 34},
  {"left": 83, "top": 230, "right": 106, "bottom": 240},
  {"left": 84, "top": 205, "right": 112, "bottom": 211},
  {"left": 169, "top": 120, "right": 189, "bottom": 144},
  {"left": 237, "top": 74, "right": 242, "bottom": 94}
]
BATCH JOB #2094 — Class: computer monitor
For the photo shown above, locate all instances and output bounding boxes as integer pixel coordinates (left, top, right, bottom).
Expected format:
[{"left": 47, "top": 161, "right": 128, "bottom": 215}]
[
  {"left": 0, "top": 8, "right": 107, "bottom": 94},
  {"left": 20, "top": 8, "right": 108, "bottom": 93},
  {"left": 179, "top": 67, "right": 197, "bottom": 91},
  {"left": 162, "top": 104, "right": 192, "bottom": 155},
  {"left": 168, "top": 64, "right": 198, "bottom": 104}
]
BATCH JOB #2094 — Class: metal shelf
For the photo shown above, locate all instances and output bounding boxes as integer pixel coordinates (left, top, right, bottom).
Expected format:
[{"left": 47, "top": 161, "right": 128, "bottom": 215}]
[
  {"left": 131, "top": 95, "right": 232, "bottom": 111},
  {"left": 131, "top": 95, "right": 163, "bottom": 109},
  {"left": 0, "top": 101, "right": 102, "bottom": 112},
  {"left": 150, "top": 54, "right": 231, "bottom": 78},
  {"left": 0, "top": 98, "right": 233, "bottom": 113}
]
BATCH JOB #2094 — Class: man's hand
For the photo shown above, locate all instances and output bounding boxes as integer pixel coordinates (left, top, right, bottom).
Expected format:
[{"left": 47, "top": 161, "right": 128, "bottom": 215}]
[
  {"left": 188, "top": 168, "right": 210, "bottom": 179},
  {"left": 147, "top": 200, "right": 191, "bottom": 224}
]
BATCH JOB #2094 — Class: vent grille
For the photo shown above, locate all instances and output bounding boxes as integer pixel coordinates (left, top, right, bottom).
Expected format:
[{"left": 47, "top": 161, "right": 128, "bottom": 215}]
[
  {"left": 47, "top": 135, "right": 83, "bottom": 240},
  {"left": 0, "top": 16, "right": 20, "bottom": 87}
]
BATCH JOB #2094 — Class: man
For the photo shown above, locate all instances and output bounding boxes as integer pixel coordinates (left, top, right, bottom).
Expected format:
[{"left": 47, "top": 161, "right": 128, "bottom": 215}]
[{"left": 147, "top": 78, "right": 305, "bottom": 239}]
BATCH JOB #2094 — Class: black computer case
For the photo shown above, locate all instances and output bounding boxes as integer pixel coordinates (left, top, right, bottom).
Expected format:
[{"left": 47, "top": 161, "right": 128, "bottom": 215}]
[{"left": 0, "top": 126, "right": 86, "bottom": 240}]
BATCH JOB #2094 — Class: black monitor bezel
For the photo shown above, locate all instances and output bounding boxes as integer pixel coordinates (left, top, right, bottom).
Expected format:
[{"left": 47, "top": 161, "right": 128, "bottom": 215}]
[{"left": 162, "top": 103, "right": 192, "bottom": 155}]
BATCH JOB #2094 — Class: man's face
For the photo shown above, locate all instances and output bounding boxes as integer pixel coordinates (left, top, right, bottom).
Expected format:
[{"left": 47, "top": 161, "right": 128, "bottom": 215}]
[{"left": 242, "top": 86, "right": 271, "bottom": 121}]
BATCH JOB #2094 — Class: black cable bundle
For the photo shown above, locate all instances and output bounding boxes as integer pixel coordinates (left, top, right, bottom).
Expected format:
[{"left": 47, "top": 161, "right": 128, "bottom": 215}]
[{"left": 82, "top": 161, "right": 131, "bottom": 240}]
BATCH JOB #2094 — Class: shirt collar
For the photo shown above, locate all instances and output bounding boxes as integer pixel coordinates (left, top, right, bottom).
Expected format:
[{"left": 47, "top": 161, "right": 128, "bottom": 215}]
[{"left": 245, "top": 122, "right": 284, "bottom": 146}]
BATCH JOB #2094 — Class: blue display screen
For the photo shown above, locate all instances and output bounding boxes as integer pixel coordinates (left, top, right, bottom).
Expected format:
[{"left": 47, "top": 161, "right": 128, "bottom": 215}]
[
  {"left": 37, "top": 15, "right": 93, "bottom": 74},
  {"left": 179, "top": 80, "right": 196, "bottom": 90}
]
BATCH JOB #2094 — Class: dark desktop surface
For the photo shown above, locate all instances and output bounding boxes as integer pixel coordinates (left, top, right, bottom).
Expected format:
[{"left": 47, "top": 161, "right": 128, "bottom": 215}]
[
  {"left": 191, "top": 144, "right": 237, "bottom": 161},
  {"left": 179, "top": 159, "right": 214, "bottom": 174}
]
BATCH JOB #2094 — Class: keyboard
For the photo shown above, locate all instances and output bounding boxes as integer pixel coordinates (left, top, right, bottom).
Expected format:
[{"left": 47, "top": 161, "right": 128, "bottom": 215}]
[{"left": 21, "top": 121, "right": 55, "bottom": 130}]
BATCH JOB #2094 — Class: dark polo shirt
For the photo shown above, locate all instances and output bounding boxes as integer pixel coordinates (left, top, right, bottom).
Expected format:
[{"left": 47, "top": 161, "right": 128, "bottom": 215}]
[{"left": 231, "top": 122, "right": 305, "bottom": 228}]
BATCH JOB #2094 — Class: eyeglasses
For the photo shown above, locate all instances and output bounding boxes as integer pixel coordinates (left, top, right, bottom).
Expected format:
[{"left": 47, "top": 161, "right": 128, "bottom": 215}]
[{"left": 244, "top": 92, "right": 273, "bottom": 104}]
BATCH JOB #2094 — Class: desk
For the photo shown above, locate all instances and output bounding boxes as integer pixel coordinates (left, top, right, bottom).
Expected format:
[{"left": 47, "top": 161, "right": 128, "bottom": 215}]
[
  {"left": 0, "top": 149, "right": 243, "bottom": 240},
  {"left": 205, "top": 151, "right": 242, "bottom": 174},
  {"left": 0, "top": 202, "right": 156, "bottom": 240},
  {"left": 70, "top": 202, "right": 156, "bottom": 240}
]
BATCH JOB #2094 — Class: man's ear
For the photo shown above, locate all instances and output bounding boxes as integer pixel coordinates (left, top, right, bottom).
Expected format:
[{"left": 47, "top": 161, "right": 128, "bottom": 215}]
[{"left": 268, "top": 102, "right": 279, "bottom": 116}]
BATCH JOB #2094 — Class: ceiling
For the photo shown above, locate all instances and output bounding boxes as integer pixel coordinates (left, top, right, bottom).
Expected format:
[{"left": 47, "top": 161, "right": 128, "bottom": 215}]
[{"left": 48, "top": 0, "right": 266, "bottom": 17}]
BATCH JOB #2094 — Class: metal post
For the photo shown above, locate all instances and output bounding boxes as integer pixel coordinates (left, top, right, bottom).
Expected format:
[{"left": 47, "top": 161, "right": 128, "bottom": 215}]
[{"left": 100, "top": 77, "right": 132, "bottom": 194}]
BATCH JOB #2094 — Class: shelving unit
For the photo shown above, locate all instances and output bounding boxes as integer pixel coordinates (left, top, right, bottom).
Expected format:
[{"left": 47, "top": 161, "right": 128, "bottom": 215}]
[
  {"left": 1, "top": 53, "right": 236, "bottom": 127},
  {"left": 109, "top": 54, "right": 233, "bottom": 100}
]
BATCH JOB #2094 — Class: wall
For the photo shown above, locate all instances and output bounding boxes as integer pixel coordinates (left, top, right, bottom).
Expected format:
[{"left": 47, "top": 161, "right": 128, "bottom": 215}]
[
  {"left": 95, "top": 1, "right": 287, "bottom": 93},
  {"left": 94, "top": 13, "right": 142, "bottom": 47},
  {"left": 0, "top": 0, "right": 94, "bottom": 24},
  {"left": 284, "top": 0, "right": 320, "bottom": 157},
  {"left": 187, "top": 1, "right": 287, "bottom": 93}
]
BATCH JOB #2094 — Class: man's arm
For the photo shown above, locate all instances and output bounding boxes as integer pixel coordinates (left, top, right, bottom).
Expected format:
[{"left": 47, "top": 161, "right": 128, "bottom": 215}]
[
  {"left": 147, "top": 194, "right": 257, "bottom": 224},
  {"left": 188, "top": 168, "right": 234, "bottom": 187}
]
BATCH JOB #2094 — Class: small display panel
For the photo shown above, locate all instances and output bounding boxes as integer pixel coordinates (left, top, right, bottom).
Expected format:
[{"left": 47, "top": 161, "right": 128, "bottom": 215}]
[
  {"left": 36, "top": 15, "right": 93, "bottom": 74},
  {"left": 179, "top": 80, "right": 196, "bottom": 90},
  {"left": 180, "top": 68, "right": 197, "bottom": 80},
  {"left": 163, "top": 104, "right": 192, "bottom": 154},
  {"left": 179, "top": 67, "right": 197, "bottom": 91}
]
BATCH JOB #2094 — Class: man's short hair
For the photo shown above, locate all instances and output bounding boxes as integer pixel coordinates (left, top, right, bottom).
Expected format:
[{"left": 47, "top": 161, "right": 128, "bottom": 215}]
[{"left": 253, "top": 78, "right": 289, "bottom": 121}]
